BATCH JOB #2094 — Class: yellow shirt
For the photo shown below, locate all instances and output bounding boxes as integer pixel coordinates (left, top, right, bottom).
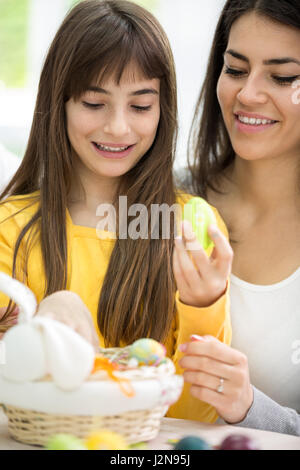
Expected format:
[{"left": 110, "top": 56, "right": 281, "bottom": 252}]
[{"left": 0, "top": 192, "right": 231, "bottom": 423}]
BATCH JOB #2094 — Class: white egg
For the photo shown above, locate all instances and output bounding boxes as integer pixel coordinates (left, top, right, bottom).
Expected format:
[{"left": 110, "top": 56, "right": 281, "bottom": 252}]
[{"left": 0, "top": 324, "right": 47, "bottom": 382}]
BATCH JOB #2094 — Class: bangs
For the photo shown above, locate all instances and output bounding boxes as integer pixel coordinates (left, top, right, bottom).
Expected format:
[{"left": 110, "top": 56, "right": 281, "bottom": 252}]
[{"left": 66, "top": 18, "right": 167, "bottom": 101}]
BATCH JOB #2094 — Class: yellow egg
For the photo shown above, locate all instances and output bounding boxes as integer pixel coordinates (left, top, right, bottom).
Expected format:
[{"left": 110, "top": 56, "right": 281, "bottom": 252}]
[{"left": 85, "top": 430, "right": 128, "bottom": 450}]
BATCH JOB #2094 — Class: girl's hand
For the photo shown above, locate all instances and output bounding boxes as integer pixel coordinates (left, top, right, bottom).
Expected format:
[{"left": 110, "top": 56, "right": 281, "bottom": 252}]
[
  {"left": 173, "top": 221, "right": 233, "bottom": 308},
  {"left": 179, "top": 335, "right": 254, "bottom": 424},
  {"left": 0, "top": 306, "right": 20, "bottom": 339}
]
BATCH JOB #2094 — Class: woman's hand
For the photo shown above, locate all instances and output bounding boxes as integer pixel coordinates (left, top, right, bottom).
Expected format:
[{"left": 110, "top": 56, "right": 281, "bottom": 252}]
[
  {"left": 0, "top": 306, "right": 20, "bottom": 339},
  {"left": 179, "top": 335, "right": 254, "bottom": 424},
  {"left": 173, "top": 221, "right": 233, "bottom": 308}
]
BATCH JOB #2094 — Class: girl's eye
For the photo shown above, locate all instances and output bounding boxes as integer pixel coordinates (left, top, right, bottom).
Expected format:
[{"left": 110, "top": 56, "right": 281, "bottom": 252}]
[
  {"left": 272, "top": 75, "right": 300, "bottom": 86},
  {"left": 82, "top": 102, "right": 104, "bottom": 109},
  {"left": 224, "top": 66, "right": 246, "bottom": 77},
  {"left": 132, "top": 105, "right": 152, "bottom": 112}
]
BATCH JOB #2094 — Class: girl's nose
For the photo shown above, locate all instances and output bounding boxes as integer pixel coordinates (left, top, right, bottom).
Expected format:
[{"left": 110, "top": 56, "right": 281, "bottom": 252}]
[
  {"left": 237, "top": 74, "right": 268, "bottom": 107},
  {"left": 103, "top": 110, "right": 130, "bottom": 137}
]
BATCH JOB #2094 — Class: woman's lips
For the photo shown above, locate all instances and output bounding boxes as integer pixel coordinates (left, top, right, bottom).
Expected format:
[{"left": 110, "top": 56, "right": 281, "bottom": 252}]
[
  {"left": 91, "top": 142, "right": 136, "bottom": 159},
  {"left": 234, "top": 114, "right": 278, "bottom": 134}
]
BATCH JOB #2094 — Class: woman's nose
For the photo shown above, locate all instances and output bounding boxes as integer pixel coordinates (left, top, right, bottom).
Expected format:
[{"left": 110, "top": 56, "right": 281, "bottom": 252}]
[
  {"left": 103, "top": 110, "right": 130, "bottom": 137},
  {"left": 237, "top": 74, "right": 268, "bottom": 106}
]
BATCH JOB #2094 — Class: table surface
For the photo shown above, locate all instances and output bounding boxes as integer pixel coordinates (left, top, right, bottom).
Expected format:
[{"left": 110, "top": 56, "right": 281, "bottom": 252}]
[{"left": 0, "top": 409, "right": 300, "bottom": 450}]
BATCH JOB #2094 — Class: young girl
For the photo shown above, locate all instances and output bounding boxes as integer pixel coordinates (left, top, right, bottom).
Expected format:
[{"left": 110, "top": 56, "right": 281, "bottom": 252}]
[
  {"left": 179, "top": 0, "right": 300, "bottom": 434},
  {"left": 0, "top": 0, "right": 232, "bottom": 423}
]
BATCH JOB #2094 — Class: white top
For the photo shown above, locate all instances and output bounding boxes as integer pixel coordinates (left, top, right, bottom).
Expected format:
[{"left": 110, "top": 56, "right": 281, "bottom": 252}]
[{"left": 230, "top": 269, "right": 300, "bottom": 412}]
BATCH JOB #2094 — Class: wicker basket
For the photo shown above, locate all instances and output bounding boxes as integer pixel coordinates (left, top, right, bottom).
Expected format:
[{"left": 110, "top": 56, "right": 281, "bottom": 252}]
[
  {"left": 1, "top": 403, "right": 168, "bottom": 447},
  {"left": 0, "top": 275, "right": 183, "bottom": 448},
  {"left": 0, "top": 355, "right": 183, "bottom": 447}
]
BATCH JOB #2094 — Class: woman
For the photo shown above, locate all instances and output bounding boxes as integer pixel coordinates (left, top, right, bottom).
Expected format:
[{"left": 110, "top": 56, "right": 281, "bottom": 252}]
[{"left": 178, "top": 0, "right": 300, "bottom": 435}]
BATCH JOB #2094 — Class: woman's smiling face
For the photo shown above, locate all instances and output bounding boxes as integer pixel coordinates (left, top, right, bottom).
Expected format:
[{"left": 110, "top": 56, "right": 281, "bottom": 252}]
[
  {"left": 65, "top": 64, "right": 160, "bottom": 181},
  {"left": 217, "top": 12, "right": 300, "bottom": 162}
]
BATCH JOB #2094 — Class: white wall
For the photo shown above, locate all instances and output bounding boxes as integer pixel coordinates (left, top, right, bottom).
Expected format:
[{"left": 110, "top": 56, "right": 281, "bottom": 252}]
[
  {"left": 27, "top": 0, "right": 70, "bottom": 90},
  {"left": 155, "top": 0, "right": 226, "bottom": 168}
]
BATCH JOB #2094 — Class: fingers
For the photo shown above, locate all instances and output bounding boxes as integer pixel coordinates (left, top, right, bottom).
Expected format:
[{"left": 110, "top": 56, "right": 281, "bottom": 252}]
[
  {"left": 180, "top": 337, "right": 243, "bottom": 366},
  {"left": 207, "top": 225, "right": 233, "bottom": 277},
  {"left": 183, "top": 369, "right": 229, "bottom": 393},
  {"left": 180, "top": 354, "right": 236, "bottom": 380},
  {"left": 182, "top": 221, "right": 214, "bottom": 280},
  {"left": 189, "top": 385, "right": 228, "bottom": 409},
  {"left": 176, "top": 221, "right": 233, "bottom": 282},
  {"left": 174, "top": 238, "right": 201, "bottom": 290}
]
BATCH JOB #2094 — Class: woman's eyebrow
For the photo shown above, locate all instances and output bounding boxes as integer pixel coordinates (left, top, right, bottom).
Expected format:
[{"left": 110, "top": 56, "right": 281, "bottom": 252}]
[
  {"left": 225, "top": 50, "right": 249, "bottom": 62},
  {"left": 263, "top": 57, "right": 300, "bottom": 66},
  {"left": 85, "top": 86, "right": 159, "bottom": 96},
  {"left": 225, "top": 49, "right": 300, "bottom": 66}
]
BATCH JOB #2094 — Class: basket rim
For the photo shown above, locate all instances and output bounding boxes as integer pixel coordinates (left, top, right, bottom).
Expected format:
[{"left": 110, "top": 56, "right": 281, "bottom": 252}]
[{"left": 0, "top": 374, "right": 183, "bottom": 416}]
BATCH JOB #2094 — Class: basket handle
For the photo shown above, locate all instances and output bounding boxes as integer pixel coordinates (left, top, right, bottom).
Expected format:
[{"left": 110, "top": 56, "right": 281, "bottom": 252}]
[{"left": 0, "top": 272, "right": 37, "bottom": 323}]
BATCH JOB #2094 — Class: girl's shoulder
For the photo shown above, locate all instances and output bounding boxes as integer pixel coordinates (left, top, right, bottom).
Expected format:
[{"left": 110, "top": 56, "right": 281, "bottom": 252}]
[
  {"left": 175, "top": 191, "right": 229, "bottom": 240},
  {"left": 0, "top": 191, "right": 40, "bottom": 226}
]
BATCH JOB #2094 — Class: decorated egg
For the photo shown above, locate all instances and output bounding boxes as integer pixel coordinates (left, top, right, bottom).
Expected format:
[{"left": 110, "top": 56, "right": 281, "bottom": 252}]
[
  {"left": 85, "top": 430, "right": 128, "bottom": 450},
  {"left": 129, "top": 338, "right": 166, "bottom": 365},
  {"left": 174, "top": 435, "right": 212, "bottom": 450},
  {"left": 46, "top": 434, "right": 87, "bottom": 450},
  {"left": 219, "top": 434, "right": 260, "bottom": 450},
  {"left": 183, "top": 197, "right": 217, "bottom": 252}
]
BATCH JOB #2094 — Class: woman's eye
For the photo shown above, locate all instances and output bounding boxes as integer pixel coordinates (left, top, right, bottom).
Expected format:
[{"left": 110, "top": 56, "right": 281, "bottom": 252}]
[
  {"left": 272, "top": 75, "right": 300, "bottom": 86},
  {"left": 224, "top": 66, "right": 246, "bottom": 77},
  {"left": 82, "top": 102, "right": 104, "bottom": 109},
  {"left": 132, "top": 105, "right": 152, "bottom": 112}
]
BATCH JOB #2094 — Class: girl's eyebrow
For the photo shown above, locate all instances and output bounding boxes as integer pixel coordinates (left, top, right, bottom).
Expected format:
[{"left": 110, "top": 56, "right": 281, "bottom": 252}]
[
  {"left": 225, "top": 49, "right": 300, "bottom": 66},
  {"left": 86, "top": 86, "right": 159, "bottom": 96}
]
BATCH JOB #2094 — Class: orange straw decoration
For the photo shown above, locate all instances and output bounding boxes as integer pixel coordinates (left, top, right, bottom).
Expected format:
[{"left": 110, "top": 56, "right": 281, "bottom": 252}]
[{"left": 92, "top": 355, "right": 135, "bottom": 398}]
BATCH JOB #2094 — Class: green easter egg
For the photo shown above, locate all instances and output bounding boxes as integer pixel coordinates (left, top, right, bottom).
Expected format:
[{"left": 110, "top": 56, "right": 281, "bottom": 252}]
[
  {"left": 174, "top": 435, "right": 211, "bottom": 450},
  {"left": 46, "top": 434, "right": 87, "bottom": 450},
  {"left": 183, "top": 197, "right": 217, "bottom": 251}
]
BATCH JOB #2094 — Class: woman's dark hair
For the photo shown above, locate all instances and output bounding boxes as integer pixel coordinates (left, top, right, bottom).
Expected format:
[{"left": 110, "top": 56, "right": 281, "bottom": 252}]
[
  {"left": 0, "top": 0, "right": 178, "bottom": 346},
  {"left": 189, "top": 0, "right": 300, "bottom": 197}
]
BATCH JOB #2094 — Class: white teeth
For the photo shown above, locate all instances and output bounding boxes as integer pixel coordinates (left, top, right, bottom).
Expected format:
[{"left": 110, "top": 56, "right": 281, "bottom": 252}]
[
  {"left": 237, "top": 115, "right": 274, "bottom": 126},
  {"left": 94, "top": 143, "right": 130, "bottom": 152}
]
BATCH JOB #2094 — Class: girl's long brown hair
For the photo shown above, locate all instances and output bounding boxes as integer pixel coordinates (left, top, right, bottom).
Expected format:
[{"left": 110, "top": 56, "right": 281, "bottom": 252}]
[
  {"left": 189, "top": 0, "right": 300, "bottom": 198},
  {"left": 0, "top": 0, "right": 178, "bottom": 346}
]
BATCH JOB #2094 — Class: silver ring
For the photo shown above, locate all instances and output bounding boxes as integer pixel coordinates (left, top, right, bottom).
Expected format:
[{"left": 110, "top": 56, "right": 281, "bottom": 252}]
[{"left": 217, "top": 377, "right": 224, "bottom": 394}]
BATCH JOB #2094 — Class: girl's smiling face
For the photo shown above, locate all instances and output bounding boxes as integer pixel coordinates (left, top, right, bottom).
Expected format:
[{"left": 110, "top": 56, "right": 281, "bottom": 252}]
[
  {"left": 217, "top": 12, "right": 300, "bottom": 162},
  {"left": 65, "top": 64, "right": 160, "bottom": 181}
]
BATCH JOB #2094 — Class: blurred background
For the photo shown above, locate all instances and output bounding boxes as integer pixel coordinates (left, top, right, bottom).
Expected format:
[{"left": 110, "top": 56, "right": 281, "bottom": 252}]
[{"left": 0, "top": 0, "right": 226, "bottom": 185}]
